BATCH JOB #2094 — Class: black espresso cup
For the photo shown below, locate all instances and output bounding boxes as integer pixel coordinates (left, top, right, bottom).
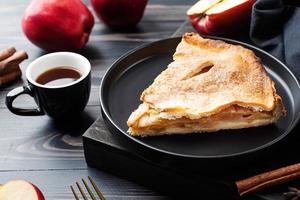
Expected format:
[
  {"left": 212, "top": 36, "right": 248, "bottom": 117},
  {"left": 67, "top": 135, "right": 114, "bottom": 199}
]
[{"left": 6, "top": 52, "right": 91, "bottom": 120}]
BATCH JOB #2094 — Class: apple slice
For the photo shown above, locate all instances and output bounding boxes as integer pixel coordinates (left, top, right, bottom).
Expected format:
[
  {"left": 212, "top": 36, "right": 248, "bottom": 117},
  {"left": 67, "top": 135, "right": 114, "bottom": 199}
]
[
  {"left": 187, "top": 0, "right": 222, "bottom": 16},
  {"left": 0, "top": 180, "right": 45, "bottom": 200},
  {"left": 187, "top": 0, "right": 255, "bottom": 35}
]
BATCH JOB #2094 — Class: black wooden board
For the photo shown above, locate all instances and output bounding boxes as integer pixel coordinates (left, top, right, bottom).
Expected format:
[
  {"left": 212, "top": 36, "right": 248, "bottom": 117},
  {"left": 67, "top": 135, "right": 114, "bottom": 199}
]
[
  {"left": 83, "top": 117, "right": 239, "bottom": 199},
  {"left": 83, "top": 116, "right": 300, "bottom": 199}
]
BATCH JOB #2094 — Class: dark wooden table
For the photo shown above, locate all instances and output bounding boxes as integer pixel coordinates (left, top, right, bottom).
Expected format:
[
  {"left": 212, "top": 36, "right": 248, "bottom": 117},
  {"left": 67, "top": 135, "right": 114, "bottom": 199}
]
[{"left": 0, "top": 0, "right": 196, "bottom": 199}]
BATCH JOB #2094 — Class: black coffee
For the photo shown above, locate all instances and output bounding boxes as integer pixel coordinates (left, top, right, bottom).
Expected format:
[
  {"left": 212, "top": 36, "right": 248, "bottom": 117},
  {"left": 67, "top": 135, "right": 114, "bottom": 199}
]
[{"left": 36, "top": 67, "right": 81, "bottom": 86}]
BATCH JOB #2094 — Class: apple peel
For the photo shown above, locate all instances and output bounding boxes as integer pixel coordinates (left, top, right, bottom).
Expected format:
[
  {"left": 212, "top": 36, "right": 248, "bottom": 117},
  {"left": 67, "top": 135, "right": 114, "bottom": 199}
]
[
  {"left": 90, "top": 0, "right": 147, "bottom": 28},
  {"left": 22, "top": 0, "right": 94, "bottom": 51}
]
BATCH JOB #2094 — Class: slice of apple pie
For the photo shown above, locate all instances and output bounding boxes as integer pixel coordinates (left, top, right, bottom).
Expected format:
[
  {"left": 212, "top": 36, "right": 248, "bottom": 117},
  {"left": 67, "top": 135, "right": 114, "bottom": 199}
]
[{"left": 127, "top": 33, "right": 285, "bottom": 137}]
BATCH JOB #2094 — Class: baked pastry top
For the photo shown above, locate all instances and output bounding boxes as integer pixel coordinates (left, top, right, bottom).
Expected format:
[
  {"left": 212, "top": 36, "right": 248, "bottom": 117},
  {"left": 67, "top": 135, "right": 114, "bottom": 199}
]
[{"left": 127, "top": 33, "right": 285, "bottom": 137}]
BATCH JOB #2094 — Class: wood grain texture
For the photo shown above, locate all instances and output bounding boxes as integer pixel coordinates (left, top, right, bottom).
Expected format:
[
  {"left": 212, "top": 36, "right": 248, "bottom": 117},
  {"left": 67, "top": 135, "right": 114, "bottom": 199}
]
[
  {"left": 0, "top": 169, "right": 170, "bottom": 200},
  {"left": 0, "top": 0, "right": 195, "bottom": 199}
]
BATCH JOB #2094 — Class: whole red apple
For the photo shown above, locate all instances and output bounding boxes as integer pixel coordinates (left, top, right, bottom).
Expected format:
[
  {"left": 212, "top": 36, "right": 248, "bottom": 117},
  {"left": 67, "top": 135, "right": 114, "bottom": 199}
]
[
  {"left": 0, "top": 180, "right": 45, "bottom": 200},
  {"left": 22, "top": 0, "right": 94, "bottom": 51},
  {"left": 90, "top": 0, "right": 148, "bottom": 28}
]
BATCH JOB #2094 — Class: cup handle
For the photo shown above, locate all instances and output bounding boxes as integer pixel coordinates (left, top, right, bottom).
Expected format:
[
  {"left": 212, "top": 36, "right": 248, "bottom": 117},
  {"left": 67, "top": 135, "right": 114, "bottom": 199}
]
[{"left": 6, "top": 86, "right": 44, "bottom": 116}]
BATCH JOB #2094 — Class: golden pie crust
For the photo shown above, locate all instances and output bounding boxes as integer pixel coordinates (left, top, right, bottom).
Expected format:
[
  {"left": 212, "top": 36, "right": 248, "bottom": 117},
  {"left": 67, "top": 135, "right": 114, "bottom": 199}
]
[{"left": 127, "top": 33, "right": 285, "bottom": 137}]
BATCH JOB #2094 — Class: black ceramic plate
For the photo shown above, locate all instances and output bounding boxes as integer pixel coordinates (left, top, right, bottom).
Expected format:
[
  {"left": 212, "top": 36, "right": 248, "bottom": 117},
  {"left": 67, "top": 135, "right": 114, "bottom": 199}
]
[{"left": 100, "top": 37, "right": 300, "bottom": 159}]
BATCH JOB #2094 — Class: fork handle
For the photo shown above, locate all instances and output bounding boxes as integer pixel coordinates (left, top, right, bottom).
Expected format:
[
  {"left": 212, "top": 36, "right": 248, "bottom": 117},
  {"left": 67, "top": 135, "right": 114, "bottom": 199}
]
[{"left": 236, "top": 162, "right": 300, "bottom": 196}]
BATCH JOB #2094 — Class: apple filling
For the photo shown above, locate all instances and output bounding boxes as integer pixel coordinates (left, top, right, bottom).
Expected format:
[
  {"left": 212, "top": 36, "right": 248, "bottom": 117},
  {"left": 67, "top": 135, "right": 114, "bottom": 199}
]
[{"left": 128, "top": 104, "right": 282, "bottom": 137}]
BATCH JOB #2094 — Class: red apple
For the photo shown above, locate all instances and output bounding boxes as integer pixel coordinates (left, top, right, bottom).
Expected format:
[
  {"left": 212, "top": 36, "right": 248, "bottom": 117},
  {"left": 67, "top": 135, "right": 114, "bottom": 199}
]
[
  {"left": 22, "top": 0, "right": 94, "bottom": 51},
  {"left": 90, "top": 0, "right": 148, "bottom": 28},
  {"left": 187, "top": 0, "right": 255, "bottom": 35},
  {"left": 0, "top": 180, "right": 45, "bottom": 200}
]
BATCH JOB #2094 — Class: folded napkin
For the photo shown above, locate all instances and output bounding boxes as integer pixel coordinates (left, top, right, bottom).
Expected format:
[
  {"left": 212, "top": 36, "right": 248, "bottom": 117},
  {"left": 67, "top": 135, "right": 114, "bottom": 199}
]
[{"left": 250, "top": 0, "right": 300, "bottom": 79}]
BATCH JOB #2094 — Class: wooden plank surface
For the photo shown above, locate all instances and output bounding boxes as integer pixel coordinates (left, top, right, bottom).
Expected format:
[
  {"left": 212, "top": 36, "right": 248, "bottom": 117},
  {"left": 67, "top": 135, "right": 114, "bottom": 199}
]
[
  {"left": 0, "top": 0, "right": 195, "bottom": 199},
  {"left": 0, "top": 169, "right": 170, "bottom": 200}
]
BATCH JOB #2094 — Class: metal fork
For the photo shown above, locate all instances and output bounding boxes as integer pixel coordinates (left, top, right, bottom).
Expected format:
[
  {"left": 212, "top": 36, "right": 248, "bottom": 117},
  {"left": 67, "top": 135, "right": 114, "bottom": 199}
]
[{"left": 70, "top": 176, "right": 106, "bottom": 200}]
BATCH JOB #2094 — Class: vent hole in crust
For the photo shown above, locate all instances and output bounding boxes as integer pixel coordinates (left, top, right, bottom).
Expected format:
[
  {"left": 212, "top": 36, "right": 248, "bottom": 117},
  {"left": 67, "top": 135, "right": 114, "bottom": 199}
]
[
  {"left": 183, "top": 62, "right": 214, "bottom": 80},
  {"left": 242, "top": 114, "right": 252, "bottom": 118},
  {"left": 196, "top": 65, "right": 213, "bottom": 75}
]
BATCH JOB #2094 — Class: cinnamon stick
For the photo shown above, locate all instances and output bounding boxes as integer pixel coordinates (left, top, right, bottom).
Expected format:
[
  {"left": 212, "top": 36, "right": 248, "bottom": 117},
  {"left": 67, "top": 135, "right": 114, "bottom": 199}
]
[
  {"left": 0, "top": 50, "right": 28, "bottom": 73},
  {"left": 0, "top": 68, "right": 21, "bottom": 86},
  {"left": 0, "top": 47, "right": 16, "bottom": 61},
  {"left": 236, "top": 162, "right": 300, "bottom": 196},
  {"left": 0, "top": 47, "right": 28, "bottom": 86}
]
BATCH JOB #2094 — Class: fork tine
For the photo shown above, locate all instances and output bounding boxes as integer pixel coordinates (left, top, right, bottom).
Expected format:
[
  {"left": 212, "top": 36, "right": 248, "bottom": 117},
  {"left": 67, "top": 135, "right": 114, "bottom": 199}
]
[
  {"left": 88, "top": 176, "right": 106, "bottom": 200},
  {"left": 76, "top": 182, "right": 88, "bottom": 200},
  {"left": 70, "top": 185, "right": 80, "bottom": 200},
  {"left": 82, "top": 179, "right": 96, "bottom": 200}
]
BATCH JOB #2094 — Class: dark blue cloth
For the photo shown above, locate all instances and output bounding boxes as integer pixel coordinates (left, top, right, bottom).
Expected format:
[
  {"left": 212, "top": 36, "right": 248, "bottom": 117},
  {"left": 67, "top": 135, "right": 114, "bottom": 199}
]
[{"left": 250, "top": 0, "right": 300, "bottom": 79}]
